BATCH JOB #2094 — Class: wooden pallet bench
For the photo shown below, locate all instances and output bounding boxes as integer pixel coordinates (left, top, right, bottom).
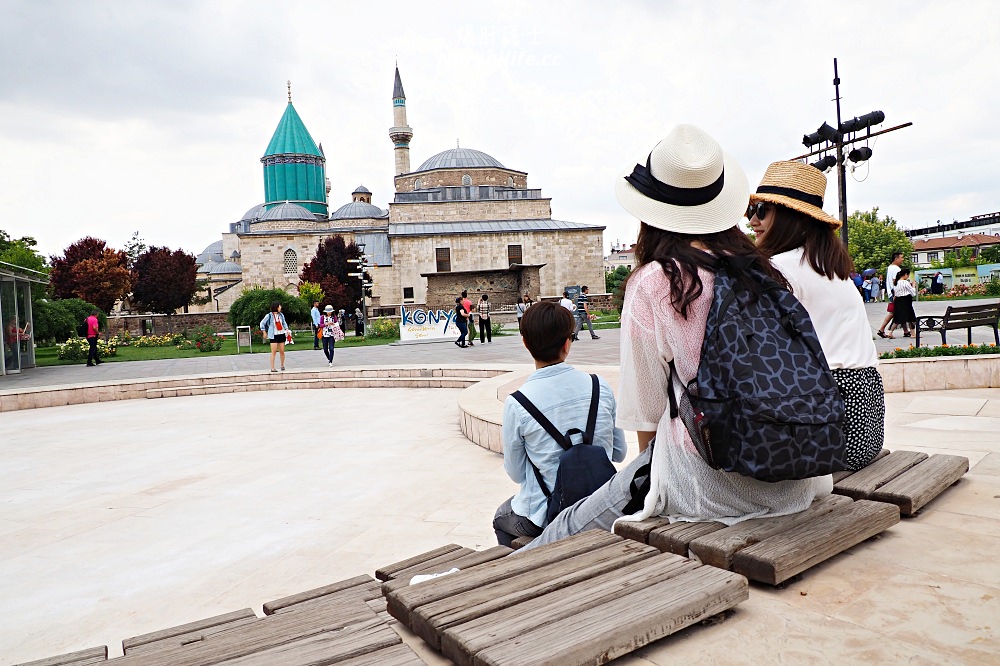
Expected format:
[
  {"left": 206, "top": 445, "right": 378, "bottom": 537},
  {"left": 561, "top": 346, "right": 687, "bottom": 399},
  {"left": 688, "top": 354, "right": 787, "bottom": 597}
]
[
  {"left": 914, "top": 301, "right": 1000, "bottom": 348},
  {"left": 614, "top": 495, "right": 900, "bottom": 585},
  {"left": 120, "top": 608, "right": 259, "bottom": 656},
  {"left": 15, "top": 646, "right": 108, "bottom": 666},
  {"left": 832, "top": 450, "right": 969, "bottom": 515},
  {"left": 382, "top": 529, "right": 748, "bottom": 666}
]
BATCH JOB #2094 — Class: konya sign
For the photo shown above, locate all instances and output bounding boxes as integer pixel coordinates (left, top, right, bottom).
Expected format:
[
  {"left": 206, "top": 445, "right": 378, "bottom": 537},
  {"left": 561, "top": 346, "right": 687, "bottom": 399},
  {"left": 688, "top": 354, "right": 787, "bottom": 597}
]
[{"left": 399, "top": 306, "right": 459, "bottom": 342}]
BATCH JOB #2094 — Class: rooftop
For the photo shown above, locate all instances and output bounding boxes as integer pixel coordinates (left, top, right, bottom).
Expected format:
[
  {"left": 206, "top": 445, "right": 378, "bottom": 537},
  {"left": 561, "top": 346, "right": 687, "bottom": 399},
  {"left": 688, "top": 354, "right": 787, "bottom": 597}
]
[
  {"left": 416, "top": 147, "right": 505, "bottom": 172},
  {"left": 912, "top": 233, "right": 1000, "bottom": 251},
  {"left": 263, "top": 102, "right": 323, "bottom": 158}
]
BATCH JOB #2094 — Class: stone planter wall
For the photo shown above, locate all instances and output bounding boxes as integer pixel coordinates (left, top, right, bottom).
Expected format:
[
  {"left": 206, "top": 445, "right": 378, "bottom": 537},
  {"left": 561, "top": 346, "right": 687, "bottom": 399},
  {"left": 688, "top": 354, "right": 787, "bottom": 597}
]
[{"left": 878, "top": 354, "right": 1000, "bottom": 392}]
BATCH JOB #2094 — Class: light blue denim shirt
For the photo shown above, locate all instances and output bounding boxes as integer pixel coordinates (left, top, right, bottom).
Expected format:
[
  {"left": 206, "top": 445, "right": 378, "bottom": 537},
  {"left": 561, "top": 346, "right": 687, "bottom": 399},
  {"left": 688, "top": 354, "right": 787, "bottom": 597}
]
[{"left": 503, "top": 363, "right": 627, "bottom": 527}]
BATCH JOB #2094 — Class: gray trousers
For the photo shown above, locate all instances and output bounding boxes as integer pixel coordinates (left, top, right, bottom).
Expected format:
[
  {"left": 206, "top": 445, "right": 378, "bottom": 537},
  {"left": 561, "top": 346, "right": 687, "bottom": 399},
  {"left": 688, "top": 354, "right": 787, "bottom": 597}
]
[
  {"left": 516, "top": 447, "right": 652, "bottom": 553},
  {"left": 575, "top": 313, "right": 597, "bottom": 338}
]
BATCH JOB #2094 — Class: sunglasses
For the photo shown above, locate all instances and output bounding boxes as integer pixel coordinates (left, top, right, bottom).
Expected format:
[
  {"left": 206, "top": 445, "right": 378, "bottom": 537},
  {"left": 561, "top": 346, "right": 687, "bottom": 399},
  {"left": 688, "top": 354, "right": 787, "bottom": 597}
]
[{"left": 746, "top": 202, "right": 770, "bottom": 220}]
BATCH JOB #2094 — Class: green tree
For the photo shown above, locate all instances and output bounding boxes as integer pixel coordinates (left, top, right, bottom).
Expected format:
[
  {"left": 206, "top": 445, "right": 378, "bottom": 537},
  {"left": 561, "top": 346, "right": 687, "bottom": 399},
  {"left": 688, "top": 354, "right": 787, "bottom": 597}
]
[
  {"left": 123, "top": 231, "right": 148, "bottom": 270},
  {"left": 977, "top": 244, "right": 1000, "bottom": 264},
  {"left": 30, "top": 299, "right": 76, "bottom": 344},
  {"left": 297, "top": 281, "right": 325, "bottom": 309},
  {"left": 0, "top": 234, "right": 49, "bottom": 299},
  {"left": 604, "top": 265, "right": 631, "bottom": 311},
  {"left": 228, "top": 287, "right": 310, "bottom": 330},
  {"left": 846, "top": 207, "right": 913, "bottom": 275}
]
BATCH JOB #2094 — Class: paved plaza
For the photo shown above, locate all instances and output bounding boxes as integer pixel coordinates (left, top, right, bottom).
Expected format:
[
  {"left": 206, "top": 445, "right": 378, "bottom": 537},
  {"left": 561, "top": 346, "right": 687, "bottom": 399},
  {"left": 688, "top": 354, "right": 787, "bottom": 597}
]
[{"left": 1, "top": 306, "right": 999, "bottom": 664}]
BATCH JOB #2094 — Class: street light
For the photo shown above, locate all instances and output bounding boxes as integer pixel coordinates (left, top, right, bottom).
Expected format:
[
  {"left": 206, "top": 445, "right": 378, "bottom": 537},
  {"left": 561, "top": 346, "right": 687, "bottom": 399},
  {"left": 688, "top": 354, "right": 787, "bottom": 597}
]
[{"left": 347, "top": 242, "right": 369, "bottom": 335}]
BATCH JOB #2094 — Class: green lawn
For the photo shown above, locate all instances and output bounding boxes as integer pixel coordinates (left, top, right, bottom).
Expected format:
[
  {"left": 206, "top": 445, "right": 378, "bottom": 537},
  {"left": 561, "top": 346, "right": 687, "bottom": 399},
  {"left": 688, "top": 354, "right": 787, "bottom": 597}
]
[{"left": 35, "top": 332, "right": 399, "bottom": 367}]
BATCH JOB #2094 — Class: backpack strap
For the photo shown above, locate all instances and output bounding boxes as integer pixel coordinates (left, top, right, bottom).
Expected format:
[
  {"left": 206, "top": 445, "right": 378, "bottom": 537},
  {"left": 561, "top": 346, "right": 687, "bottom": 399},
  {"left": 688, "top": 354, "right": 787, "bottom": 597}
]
[{"left": 582, "top": 374, "right": 600, "bottom": 445}]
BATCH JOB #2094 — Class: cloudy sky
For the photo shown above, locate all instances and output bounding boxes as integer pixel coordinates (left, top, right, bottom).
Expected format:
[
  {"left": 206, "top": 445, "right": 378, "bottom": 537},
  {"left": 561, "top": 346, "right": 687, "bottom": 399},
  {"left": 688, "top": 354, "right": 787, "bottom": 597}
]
[{"left": 2, "top": 1, "right": 998, "bottom": 259}]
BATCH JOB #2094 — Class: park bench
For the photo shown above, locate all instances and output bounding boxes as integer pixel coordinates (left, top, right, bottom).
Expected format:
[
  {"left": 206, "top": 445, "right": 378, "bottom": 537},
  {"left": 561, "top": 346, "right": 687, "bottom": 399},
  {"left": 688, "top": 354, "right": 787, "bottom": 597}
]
[
  {"left": 831, "top": 449, "right": 969, "bottom": 515},
  {"left": 914, "top": 301, "right": 1000, "bottom": 347}
]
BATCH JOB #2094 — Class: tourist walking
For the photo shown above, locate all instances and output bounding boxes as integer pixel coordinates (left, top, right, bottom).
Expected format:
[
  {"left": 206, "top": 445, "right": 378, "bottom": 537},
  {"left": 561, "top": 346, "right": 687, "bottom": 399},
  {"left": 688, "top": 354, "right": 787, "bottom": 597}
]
[
  {"left": 558, "top": 291, "right": 576, "bottom": 315},
  {"left": 518, "top": 125, "right": 831, "bottom": 552},
  {"left": 85, "top": 309, "right": 101, "bottom": 367},
  {"left": 876, "top": 252, "right": 905, "bottom": 338},
  {"left": 354, "top": 307, "right": 365, "bottom": 336},
  {"left": 260, "top": 301, "right": 293, "bottom": 372},
  {"left": 574, "top": 285, "right": 600, "bottom": 340},
  {"left": 310, "top": 301, "right": 321, "bottom": 349},
  {"left": 870, "top": 275, "right": 881, "bottom": 302},
  {"left": 862, "top": 277, "right": 872, "bottom": 302},
  {"left": 319, "top": 305, "right": 344, "bottom": 366},
  {"left": 454, "top": 297, "right": 470, "bottom": 348},
  {"left": 753, "top": 160, "right": 885, "bottom": 470},
  {"left": 516, "top": 292, "right": 532, "bottom": 333},
  {"left": 477, "top": 294, "right": 492, "bottom": 343},
  {"left": 932, "top": 271, "right": 945, "bottom": 295},
  {"left": 462, "top": 290, "right": 475, "bottom": 345},
  {"left": 892, "top": 269, "right": 917, "bottom": 337}
]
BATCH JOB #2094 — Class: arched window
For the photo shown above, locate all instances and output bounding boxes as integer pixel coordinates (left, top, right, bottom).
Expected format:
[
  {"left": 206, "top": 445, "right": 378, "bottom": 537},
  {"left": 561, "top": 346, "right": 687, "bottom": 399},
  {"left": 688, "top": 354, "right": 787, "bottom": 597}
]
[
  {"left": 283, "top": 248, "right": 297, "bottom": 274},
  {"left": 414, "top": 178, "right": 423, "bottom": 190},
  {"left": 461, "top": 174, "right": 472, "bottom": 186}
]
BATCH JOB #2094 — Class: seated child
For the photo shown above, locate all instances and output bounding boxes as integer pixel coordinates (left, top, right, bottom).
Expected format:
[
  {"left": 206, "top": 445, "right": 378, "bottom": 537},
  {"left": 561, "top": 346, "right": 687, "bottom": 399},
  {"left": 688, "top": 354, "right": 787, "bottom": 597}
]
[{"left": 492, "top": 301, "right": 626, "bottom": 547}]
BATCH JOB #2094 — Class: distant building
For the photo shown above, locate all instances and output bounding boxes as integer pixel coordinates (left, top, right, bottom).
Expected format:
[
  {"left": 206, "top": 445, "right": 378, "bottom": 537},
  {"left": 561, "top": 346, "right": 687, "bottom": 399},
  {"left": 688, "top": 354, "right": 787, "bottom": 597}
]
[
  {"left": 190, "top": 68, "right": 605, "bottom": 315},
  {"left": 906, "top": 212, "right": 1000, "bottom": 241},
  {"left": 604, "top": 242, "right": 635, "bottom": 273},
  {"left": 910, "top": 233, "right": 1000, "bottom": 268}
]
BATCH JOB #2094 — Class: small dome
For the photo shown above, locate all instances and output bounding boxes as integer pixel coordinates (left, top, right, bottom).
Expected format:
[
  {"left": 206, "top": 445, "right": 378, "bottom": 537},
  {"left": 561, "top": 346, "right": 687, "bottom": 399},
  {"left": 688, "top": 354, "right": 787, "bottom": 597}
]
[
  {"left": 200, "top": 240, "right": 223, "bottom": 255},
  {"left": 352, "top": 184, "right": 371, "bottom": 194},
  {"left": 210, "top": 261, "right": 242, "bottom": 275},
  {"left": 416, "top": 147, "right": 505, "bottom": 171},
  {"left": 241, "top": 203, "right": 266, "bottom": 221},
  {"left": 195, "top": 240, "right": 224, "bottom": 266},
  {"left": 260, "top": 202, "right": 315, "bottom": 221},
  {"left": 330, "top": 201, "right": 388, "bottom": 220}
]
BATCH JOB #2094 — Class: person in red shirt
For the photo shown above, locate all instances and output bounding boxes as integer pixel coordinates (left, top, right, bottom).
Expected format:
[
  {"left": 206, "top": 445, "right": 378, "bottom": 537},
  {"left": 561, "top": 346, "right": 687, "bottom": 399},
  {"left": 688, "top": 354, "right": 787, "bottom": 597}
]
[
  {"left": 85, "top": 310, "right": 102, "bottom": 367},
  {"left": 461, "top": 290, "right": 475, "bottom": 346}
]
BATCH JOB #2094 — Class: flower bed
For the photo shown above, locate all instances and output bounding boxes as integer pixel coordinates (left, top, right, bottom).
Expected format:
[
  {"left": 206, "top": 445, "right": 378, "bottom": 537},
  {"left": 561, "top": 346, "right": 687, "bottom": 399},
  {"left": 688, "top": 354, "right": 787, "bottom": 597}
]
[
  {"left": 58, "top": 337, "right": 117, "bottom": 361},
  {"left": 880, "top": 343, "right": 999, "bottom": 360}
]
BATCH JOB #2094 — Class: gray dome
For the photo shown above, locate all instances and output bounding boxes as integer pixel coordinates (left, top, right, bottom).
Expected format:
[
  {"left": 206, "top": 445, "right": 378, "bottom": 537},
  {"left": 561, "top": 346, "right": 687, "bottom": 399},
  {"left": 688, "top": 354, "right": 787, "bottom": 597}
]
[
  {"left": 195, "top": 240, "right": 224, "bottom": 266},
  {"left": 200, "top": 240, "right": 223, "bottom": 255},
  {"left": 260, "top": 202, "right": 315, "bottom": 221},
  {"left": 241, "top": 203, "right": 266, "bottom": 221},
  {"left": 330, "top": 201, "right": 387, "bottom": 220},
  {"left": 352, "top": 184, "right": 371, "bottom": 194},
  {"left": 210, "top": 261, "right": 242, "bottom": 275},
  {"left": 417, "top": 147, "right": 505, "bottom": 171}
]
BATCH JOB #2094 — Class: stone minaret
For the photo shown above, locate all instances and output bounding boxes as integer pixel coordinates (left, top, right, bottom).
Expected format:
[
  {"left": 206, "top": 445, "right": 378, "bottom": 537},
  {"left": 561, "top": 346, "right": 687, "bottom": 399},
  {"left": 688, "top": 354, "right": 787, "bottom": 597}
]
[{"left": 389, "top": 66, "right": 413, "bottom": 176}]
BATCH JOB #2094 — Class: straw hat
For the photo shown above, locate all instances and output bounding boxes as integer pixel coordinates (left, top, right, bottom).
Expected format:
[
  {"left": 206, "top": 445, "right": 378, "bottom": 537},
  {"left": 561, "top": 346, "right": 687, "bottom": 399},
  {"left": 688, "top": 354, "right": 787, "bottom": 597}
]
[
  {"left": 615, "top": 124, "right": 749, "bottom": 234},
  {"left": 323, "top": 305, "right": 334, "bottom": 313},
  {"left": 749, "top": 161, "right": 841, "bottom": 228}
]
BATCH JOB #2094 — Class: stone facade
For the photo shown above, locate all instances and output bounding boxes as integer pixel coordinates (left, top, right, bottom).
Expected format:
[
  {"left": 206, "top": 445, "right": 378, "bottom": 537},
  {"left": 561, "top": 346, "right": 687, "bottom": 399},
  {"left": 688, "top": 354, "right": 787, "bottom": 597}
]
[
  {"left": 389, "top": 199, "right": 551, "bottom": 223},
  {"left": 107, "top": 312, "right": 232, "bottom": 335},
  {"left": 394, "top": 168, "right": 528, "bottom": 192},
  {"left": 422, "top": 266, "right": 543, "bottom": 312}
]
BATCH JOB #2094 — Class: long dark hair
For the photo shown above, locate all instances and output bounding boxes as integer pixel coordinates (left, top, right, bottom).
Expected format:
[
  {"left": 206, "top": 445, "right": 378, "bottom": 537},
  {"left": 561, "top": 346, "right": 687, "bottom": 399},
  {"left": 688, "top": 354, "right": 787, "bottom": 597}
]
[
  {"left": 632, "top": 223, "right": 788, "bottom": 318},
  {"left": 757, "top": 206, "right": 853, "bottom": 280}
]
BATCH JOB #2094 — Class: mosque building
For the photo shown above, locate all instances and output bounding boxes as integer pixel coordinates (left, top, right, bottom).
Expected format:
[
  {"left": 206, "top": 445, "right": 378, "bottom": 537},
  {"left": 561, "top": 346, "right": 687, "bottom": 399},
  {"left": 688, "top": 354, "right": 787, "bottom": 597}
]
[{"left": 192, "top": 68, "right": 605, "bottom": 315}]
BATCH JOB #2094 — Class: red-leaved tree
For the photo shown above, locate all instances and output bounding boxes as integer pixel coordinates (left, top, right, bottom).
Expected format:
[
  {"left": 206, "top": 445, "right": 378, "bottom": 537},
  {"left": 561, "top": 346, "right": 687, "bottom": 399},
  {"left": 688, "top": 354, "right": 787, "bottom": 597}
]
[
  {"left": 132, "top": 247, "right": 199, "bottom": 315},
  {"left": 49, "top": 237, "right": 132, "bottom": 313},
  {"left": 299, "top": 236, "right": 364, "bottom": 312}
]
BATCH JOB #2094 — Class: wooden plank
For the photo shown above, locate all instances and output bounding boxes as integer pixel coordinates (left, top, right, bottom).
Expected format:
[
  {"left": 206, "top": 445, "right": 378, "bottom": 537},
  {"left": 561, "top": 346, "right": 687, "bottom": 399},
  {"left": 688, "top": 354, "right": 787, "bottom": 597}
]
[
  {"left": 441, "top": 553, "right": 699, "bottom": 666},
  {"left": 109, "top": 596, "right": 375, "bottom": 666},
  {"left": 688, "top": 495, "right": 854, "bottom": 570},
  {"left": 833, "top": 450, "right": 928, "bottom": 499},
  {"left": 272, "top": 579, "right": 383, "bottom": 616},
  {"left": 336, "top": 642, "right": 427, "bottom": 666},
  {"left": 732, "top": 500, "right": 900, "bottom": 585},
  {"left": 612, "top": 516, "right": 672, "bottom": 544},
  {"left": 471, "top": 566, "right": 748, "bottom": 666},
  {"left": 411, "top": 540, "right": 658, "bottom": 648},
  {"left": 832, "top": 448, "right": 891, "bottom": 483},
  {"left": 14, "top": 646, "right": 107, "bottom": 666},
  {"left": 263, "top": 574, "right": 377, "bottom": 615},
  {"left": 509, "top": 536, "right": 534, "bottom": 550},
  {"left": 381, "top": 546, "right": 512, "bottom": 595},
  {"left": 385, "top": 547, "right": 475, "bottom": 582},
  {"left": 870, "top": 454, "right": 969, "bottom": 515},
  {"left": 647, "top": 520, "right": 725, "bottom": 556},
  {"left": 123, "top": 609, "right": 258, "bottom": 654},
  {"left": 386, "top": 530, "right": 620, "bottom": 627},
  {"left": 376, "top": 544, "right": 465, "bottom": 581},
  {"left": 212, "top": 617, "right": 400, "bottom": 665}
]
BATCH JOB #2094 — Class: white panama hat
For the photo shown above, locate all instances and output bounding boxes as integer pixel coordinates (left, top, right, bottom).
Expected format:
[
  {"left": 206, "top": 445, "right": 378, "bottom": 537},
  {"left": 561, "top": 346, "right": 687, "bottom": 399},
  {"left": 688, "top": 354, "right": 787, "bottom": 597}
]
[{"left": 615, "top": 124, "right": 749, "bottom": 235}]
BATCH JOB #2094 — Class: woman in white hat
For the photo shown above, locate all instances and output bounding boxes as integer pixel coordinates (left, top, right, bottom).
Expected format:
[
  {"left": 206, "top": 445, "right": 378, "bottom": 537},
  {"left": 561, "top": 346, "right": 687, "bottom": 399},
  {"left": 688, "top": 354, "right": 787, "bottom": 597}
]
[
  {"left": 319, "top": 304, "right": 343, "bottom": 367},
  {"left": 518, "top": 125, "right": 831, "bottom": 551},
  {"left": 752, "top": 161, "right": 884, "bottom": 470}
]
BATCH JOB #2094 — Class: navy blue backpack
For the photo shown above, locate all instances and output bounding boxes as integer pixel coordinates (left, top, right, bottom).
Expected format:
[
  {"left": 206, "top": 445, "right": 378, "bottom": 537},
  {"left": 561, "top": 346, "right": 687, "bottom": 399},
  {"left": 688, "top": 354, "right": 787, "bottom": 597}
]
[{"left": 511, "top": 374, "right": 617, "bottom": 525}]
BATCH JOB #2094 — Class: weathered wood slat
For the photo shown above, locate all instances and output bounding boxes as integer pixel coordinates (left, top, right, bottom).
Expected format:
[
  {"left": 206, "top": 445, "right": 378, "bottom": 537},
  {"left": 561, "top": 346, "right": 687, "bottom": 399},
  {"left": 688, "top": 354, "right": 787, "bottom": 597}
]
[
  {"left": 441, "top": 553, "right": 699, "bottom": 666},
  {"left": 612, "top": 516, "right": 672, "bottom": 543},
  {"left": 336, "top": 642, "right": 427, "bottom": 666},
  {"left": 123, "top": 609, "right": 258, "bottom": 654},
  {"left": 471, "top": 566, "right": 748, "bottom": 666},
  {"left": 832, "top": 448, "right": 891, "bottom": 483},
  {"left": 14, "top": 646, "right": 107, "bottom": 666},
  {"left": 376, "top": 544, "right": 465, "bottom": 581},
  {"left": 212, "top": 617, "right": 400, "bottom": 665},
  {"left": 381, "top": 546, "right": 512, "bottom": 595},
  {"left": 731, "top": 499, "right": 900, "bottom": 584},
  {"left": 647, "top": 520, "right": 725, "bottom": 555},
  {"left": 833, "top": 450, "right": 928, "bottom": 499},
  {"left": 411, "top": 540, "right": 658, "bottom": 648},
  {"left": 870, "top": 454, "right": 969, "bottom": 515},
  {"left": 386, "top": 530, "right": 619, "bottom": 626},
  {"left": 382, "top": 547, "right": 475, "bottom": 582},
  {"left": 272, "top": 579, "right": 383, "bottom": 616},
  {"left": 109, "top": 596, "right": 376, "bottom": 666},
  {"left": 263, "top": 574, "right": 377, "bottom": 615},
  {"left": 688, "top": 495, "right": 853, "bottom": 570}
]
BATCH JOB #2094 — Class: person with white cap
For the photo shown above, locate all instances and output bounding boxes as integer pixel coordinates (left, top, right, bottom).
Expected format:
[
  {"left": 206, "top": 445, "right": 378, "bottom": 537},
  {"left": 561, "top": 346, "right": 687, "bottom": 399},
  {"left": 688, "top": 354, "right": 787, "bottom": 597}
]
[
  {"left": 319, "top": 304, "right": 343, "bottom": 366},
  {"left": 752, "top": 161, "right": 884, "bottom": 470},
  {"left": 518, "top": 125, "right": 831, "bottom": 551}
]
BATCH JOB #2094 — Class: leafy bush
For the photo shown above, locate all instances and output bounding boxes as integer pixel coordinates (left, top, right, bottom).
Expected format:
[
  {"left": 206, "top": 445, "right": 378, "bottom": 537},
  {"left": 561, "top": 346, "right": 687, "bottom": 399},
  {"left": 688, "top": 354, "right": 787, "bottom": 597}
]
[
  {"left": 491, "top": 321, "right": 504, "bottom": 337},
  {"left": 297, "top": 281, "right": 324, "bottom": 309},
  {"left": 880, "top": 343, "right": 1000, "bottom": 360},
  {"left": 365, "top": 317, "right": 400, "bottom": 339},
  {"left": 229, "top": 287, "right": 310, "bottom": 329},
  {"left": 58, "top": 337, "right": 117, "bottom": 361},
  {"left": 185, "top": 325, "right": 224, "bottom": 352},
  {"left": 132, "top": 333, "right": 183, "bottom": 347},
  {"left": 985, "top": 278, "right": 1000, "bottom": 297},
  {"left": 31, "top": 299, "right": 76, "bottom": 344},
  {"left": 42, "top": 298, "right": 106, "bottom": 339}
]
